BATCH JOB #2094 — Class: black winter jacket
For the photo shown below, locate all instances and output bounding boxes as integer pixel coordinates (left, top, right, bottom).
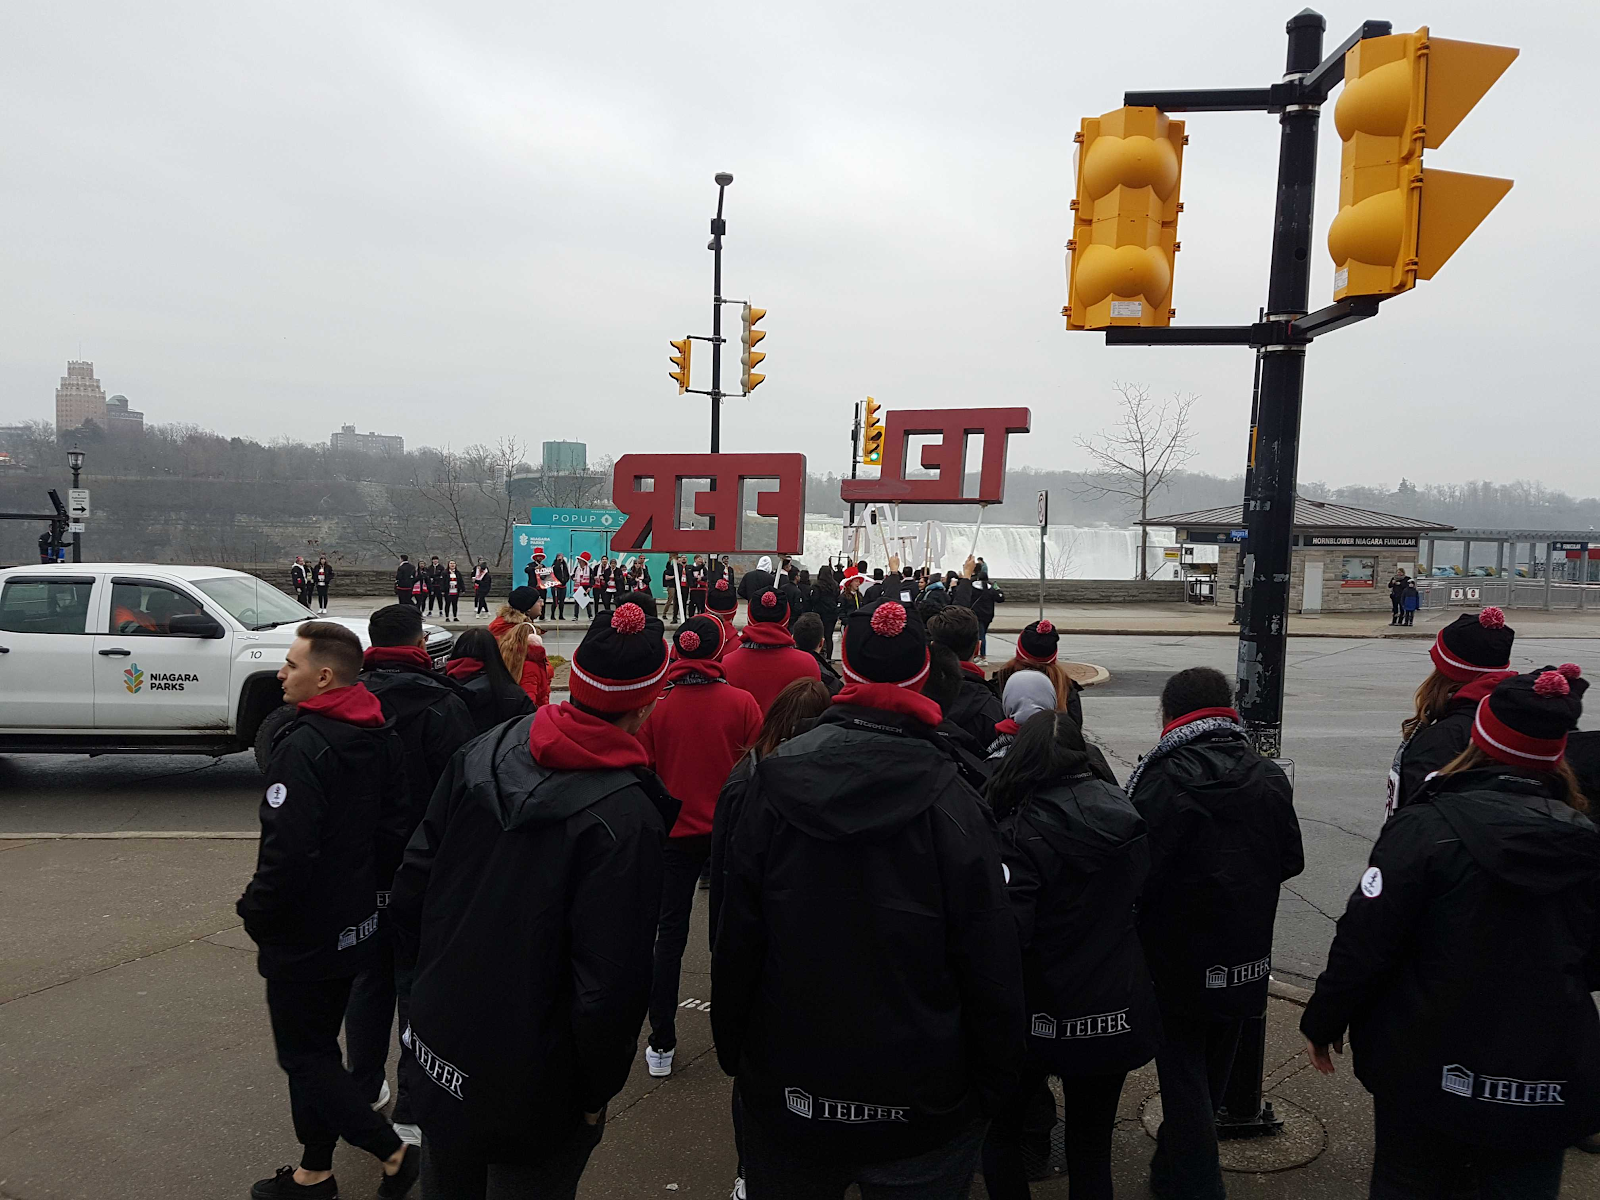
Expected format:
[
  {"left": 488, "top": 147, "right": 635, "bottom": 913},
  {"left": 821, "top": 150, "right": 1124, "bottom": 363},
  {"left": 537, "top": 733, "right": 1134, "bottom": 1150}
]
[
  {"left": 807, "top": 583, "right": 839, "bottom": 624},
  {"left": 395, "top": 561, "right": 417, "bottom": 592},
  {"left": 389, "top": 716, "right": 677, "bottom": 1159},
  {"left": 1302, "top": 768, "right": 1600, "bottom": 1151},
  {"left": 458, "top": 670, "right": 535, "bottom": 735},
  {"left": 999, "top": 777, "right": 1161, "bottom": 1077},
  {"left": 1130, "top": 728, "right": 1302, "bottom": 1018},
  {"left": 1393, "top": 697, "right": 1474, "bottom": 812},
  {"left": 361, "top": 662, "right": 477, "bottom": 834},
  {"left": 237, "top": 710, "right": 408, "bottom": 980},
  {"left": 712, "top": 703, "right": 1024, "bottom": 1162},
  {"left": 948, "top": 670, "right": 1004, "bottom": 751}
]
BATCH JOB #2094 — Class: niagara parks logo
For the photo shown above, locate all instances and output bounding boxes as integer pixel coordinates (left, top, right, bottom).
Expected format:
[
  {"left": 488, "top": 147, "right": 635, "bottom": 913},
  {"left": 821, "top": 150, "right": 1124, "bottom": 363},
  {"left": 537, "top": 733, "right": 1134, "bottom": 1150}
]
[{"left": 124, "top": 664, "right": 144, "bottom": 693}]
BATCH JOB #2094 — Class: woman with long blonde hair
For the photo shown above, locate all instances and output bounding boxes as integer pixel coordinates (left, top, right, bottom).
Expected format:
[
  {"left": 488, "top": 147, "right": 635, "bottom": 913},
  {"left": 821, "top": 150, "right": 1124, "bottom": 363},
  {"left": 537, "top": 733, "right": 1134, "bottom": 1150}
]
[
  {"left": 487, "top": 587, "right": 550, "bottom": 707},
  {"left": 1387, "top": 607, "right": 1514, "bottom": 815}
]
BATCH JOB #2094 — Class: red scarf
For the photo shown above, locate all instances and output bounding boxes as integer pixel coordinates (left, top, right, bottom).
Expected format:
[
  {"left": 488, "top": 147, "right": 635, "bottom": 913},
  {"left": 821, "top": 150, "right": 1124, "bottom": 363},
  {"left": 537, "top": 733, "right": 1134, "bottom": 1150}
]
[
  {"left": 527, "top": 702, "right": 650, "bottom": 771},
  {"left": 959, "top": 661, "right": 987, "bottom": 681},
  {"left": 1455, "top": 669, "right": 1517, "bottom": 707},
  {"left": 666, "top": 658, "right": 725, "bottom": 684},
  {"left": 833, "top": 682, "right": 944, "bottom": 727},
  {"left": 994, "top": 717, "right": 1020, "bottom": 737},
  {"left": 298, "top": 682, "right": 386, "bottom": 727},
  {"left": 1160, "top": 706, "right": 1241, "bottom": 738},
  {"left": 363, "top": 645, "right": 434, "bottom": 671},
  {"left": 739, "top": 621, "right": 796, "bottom": 649},
  {"left": 444, "top": 657, "right": 484, "bottom": 681}
]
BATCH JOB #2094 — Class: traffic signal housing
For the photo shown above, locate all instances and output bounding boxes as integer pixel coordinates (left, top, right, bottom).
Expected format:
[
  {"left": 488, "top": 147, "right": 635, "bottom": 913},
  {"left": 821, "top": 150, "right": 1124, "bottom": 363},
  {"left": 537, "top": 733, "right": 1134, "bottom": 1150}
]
[
  {"left": 1064, "top": 106, "right": 1185, "bottom": 330},
  {"left": 1328, "top": 28, "right": 1517, "bottom": 300},
  {"left": 861, "top": 397, "right": 884, "bottom": 466},
  {"left": 741, "top": 304, "right": 766, "bottom": 393},
  {"left": 669, "top": 338, "right": 692, "bottom": 393}
]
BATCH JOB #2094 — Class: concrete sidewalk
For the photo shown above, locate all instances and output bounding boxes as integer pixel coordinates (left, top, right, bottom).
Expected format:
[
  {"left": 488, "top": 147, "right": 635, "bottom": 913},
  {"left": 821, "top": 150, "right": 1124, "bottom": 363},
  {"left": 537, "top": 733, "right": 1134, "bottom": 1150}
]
[
  {"left": 4, "top": 836, "right": 1597, "bottom": 1198},
  {"left": 324, "top": 595, "right": 1600, "bottom": 640}
]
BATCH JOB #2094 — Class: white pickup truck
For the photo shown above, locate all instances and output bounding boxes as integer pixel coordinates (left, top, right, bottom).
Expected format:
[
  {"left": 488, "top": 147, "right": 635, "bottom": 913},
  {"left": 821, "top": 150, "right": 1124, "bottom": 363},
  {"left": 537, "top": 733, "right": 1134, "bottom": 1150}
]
[{"left": 0, "top": 563, "right": 453, "bottom": 768}]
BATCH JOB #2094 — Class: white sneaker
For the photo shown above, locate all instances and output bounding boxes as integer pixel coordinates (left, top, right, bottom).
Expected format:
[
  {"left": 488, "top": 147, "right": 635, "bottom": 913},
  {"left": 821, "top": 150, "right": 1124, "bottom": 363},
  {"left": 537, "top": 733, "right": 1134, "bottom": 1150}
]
[
  {"left": 393, "top": 1122, "right": 422, "bottom": 1147},
  {"left": 731, "top": 1177, "right": 746, "bottom": 1200},
  {"left": 645, "top": 1046, "right": 674, "bottom": 1077},
  {"left": 371, "top": 1079, "right": 391, "bottom": 1110}
]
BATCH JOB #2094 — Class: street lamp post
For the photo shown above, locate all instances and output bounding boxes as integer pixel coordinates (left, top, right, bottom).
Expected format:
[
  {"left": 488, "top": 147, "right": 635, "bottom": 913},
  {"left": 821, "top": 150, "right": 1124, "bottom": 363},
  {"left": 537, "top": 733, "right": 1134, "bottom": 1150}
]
[
  {"left": 708, "top": 172, "right": 733, "bottom": 453},
  {"left": 67, "top": 447, "right": 84, "bottom": 564}
]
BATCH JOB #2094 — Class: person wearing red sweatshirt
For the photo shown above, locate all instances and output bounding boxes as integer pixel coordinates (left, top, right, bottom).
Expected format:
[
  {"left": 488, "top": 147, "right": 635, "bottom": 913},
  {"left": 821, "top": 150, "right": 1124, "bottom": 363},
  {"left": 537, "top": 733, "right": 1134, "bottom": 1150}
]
[
  {"left": 636, "top": 617, "right": 763, "bottom": 1078},
  {"left": 702, "top": 577, "right": 741, "bottom": 659},
  {"left": 489, "top": 586, "right": 552, "bottom": 708},
  {"left": 239, "top": 622, "right": 418, "bottom": 1200},
  {"left": 722, "top": 586, "right": 821, "bottom": 714},
  {"left": 388, "top": 603, "right": 676, "bottom": 1199}
]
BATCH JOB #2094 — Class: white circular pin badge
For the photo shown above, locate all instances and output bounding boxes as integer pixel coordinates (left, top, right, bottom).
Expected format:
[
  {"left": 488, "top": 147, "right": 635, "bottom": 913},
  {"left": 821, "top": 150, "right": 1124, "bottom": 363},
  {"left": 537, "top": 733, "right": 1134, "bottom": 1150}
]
[
  {"left": 266, "top": 783, "right": 288, "bottom": 808},
  {"left": 1360, "top": 866, "right": 1383, "bottom": 898}
]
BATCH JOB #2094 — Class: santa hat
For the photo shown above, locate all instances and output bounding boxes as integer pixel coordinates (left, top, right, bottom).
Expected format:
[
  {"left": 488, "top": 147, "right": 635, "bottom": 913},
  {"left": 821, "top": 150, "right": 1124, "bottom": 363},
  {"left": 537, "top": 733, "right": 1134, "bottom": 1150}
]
[
  {"left": 577, "top": 551, "right": 592, "bottom": 563},
  {"left": 706, "top": 577, "right": 737, "bottom": 614},
  {"left": 841, "top": 599, "right": 930, "bottom": 689},
  {"left": 748, "top": 585, "right": 788, "bottom": 624},
  {"left": 841, "top": 566, "right": 863, "bottom": 587},
  {"left": 674, "top": 616, "right": 721, "bottom": 661},
  {"left": 1431, "top": 608, "right": 1514, "bottom": 682},
  {"left": 532, "top": 545, "right": 546, "bottom": 558},
  {"left": 1016, "top": 619, "right": 1059, "bottom": 665},
  {"left": 1471, "top": 664, "right": 1586, "bottom": 767},
  {"left": 569, "top": 602, "right": 669, "bottom": 713}
]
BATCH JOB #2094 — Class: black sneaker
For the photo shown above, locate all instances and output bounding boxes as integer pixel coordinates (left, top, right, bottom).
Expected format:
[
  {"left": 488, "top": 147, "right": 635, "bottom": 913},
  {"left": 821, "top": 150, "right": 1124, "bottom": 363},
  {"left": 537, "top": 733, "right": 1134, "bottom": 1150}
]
[
  {"left": 250, "top": 1166, "right": 338, "bottom": 1199},
  {"left": 376, "top": 1143, "right": 420, "bottom": 1198}
]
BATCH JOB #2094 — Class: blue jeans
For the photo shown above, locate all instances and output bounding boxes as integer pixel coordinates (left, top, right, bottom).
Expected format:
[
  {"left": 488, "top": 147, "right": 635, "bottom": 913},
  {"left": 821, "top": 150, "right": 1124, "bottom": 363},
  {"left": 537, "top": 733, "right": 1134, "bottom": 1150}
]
[
  {"left": 1369, "top": 1098, "right": 1563, "bottom": 1199},
  {"left": 738, "top": 1094, "right": 987, "bottom": 1199},
  {"left": 978, "top": 622, "right": 989, "bottom": 658}
]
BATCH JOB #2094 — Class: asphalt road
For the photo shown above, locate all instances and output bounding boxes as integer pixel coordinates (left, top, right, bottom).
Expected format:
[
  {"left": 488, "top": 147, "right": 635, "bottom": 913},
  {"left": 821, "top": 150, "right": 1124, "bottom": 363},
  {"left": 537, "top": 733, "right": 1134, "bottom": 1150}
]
[{"left": 4, "top": 632, "right": 1596, "bottom": 990}]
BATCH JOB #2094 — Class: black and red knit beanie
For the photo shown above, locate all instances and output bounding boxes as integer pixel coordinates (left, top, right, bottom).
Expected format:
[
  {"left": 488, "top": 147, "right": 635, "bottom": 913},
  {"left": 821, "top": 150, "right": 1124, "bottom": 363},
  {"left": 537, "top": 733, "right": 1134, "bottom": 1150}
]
[
  {"left": 1017, "top": 619, "right": 1059, "bottom": 665},
  {"left": 748, "top": 585, "right": 788, "bottom": 624},
  {"left": 842, "top": 599, "right": 930, "bottom": 689},
  {"left": 706, "top": 577, "right": 737, "bottom": 614},
  {"left": 673, "top": 616, "right": 721, "bottom": 661},
  {"left": 508, "top": 585, "right": 539, "bottom": 614},
  {"left": 1471, "top": 663, "right": 1586, "bottom": 767},
  {"left": 1431, "top": 607, "right": 1514, "bottom": 682},
  {"left": 569, "top": 602, "right": 668, "bottom": 713}
]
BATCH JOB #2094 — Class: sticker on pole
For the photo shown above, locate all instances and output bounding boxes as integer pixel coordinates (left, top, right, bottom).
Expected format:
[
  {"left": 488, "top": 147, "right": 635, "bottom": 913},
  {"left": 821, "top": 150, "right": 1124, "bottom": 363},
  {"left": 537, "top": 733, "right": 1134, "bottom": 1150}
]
[
  {"left": 1109, "top": 300, "right": 1142, "bottom": 318},
  {"left": 1360, "top": 866, "right": 1383, "bottom": 898}
]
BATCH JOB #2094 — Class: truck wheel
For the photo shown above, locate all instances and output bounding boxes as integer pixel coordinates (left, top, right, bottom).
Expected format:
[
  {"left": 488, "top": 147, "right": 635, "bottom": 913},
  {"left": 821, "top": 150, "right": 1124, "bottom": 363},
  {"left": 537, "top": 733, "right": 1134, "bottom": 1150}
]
[{"left": 253, "top": 703, "right": 297, "bottom": 773}]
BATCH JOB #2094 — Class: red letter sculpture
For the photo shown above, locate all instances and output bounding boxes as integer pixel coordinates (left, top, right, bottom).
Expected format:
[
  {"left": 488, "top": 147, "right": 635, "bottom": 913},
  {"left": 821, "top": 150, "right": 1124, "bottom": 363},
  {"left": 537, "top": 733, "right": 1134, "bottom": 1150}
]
[
  {"left": 839, "top": 407, "right": 1030, "bottom": 504},
  {"left": 611, "top": 453, "right": 807, "bottom": 554}
]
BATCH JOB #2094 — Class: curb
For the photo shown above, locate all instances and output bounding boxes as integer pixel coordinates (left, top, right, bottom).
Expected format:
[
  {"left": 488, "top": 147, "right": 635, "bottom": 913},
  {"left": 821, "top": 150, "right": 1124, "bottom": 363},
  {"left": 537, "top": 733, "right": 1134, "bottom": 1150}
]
[{"left": 1268, "top": 977, "right": 1313, "bottom": 1007}]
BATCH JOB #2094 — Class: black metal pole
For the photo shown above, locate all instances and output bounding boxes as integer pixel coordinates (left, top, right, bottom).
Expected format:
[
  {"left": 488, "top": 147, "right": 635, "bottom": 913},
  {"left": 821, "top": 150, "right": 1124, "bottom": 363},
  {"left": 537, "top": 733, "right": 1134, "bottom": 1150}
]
[
  {"left": 1233, "top": 309, "right": 1265, "bottom": 626},
  {"left": 70, "top": 462, "right": 82, "bottom": 563},
  {"left": 709, "top": 176, "right": 730, "bottom": 454},
  {"left": 848, "top": 401, "right": 861, "bottom": 528},
  {"left": 1236, "top": 8, "right": 1323, "bottom": 761}
]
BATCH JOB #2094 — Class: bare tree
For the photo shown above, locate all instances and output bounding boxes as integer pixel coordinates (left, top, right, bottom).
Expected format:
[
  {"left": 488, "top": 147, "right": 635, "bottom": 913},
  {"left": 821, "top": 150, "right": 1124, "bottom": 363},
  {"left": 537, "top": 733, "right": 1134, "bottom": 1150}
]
[
  {"left": 1045, "top": 529, "right": 1082, "bottom": 579},
  {"left": 1073, "top": 383, "right": 1197, "bottom": 580},
  {"left": 466, "top": 436, "right": 526, "bottom": 570}
]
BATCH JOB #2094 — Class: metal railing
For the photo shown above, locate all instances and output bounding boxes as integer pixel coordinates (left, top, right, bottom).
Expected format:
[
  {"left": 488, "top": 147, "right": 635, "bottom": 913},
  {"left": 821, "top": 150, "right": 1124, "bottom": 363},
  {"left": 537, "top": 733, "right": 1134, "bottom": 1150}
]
[{"left": 1416, "top": 579, "right": 1600, "bottom": 611}]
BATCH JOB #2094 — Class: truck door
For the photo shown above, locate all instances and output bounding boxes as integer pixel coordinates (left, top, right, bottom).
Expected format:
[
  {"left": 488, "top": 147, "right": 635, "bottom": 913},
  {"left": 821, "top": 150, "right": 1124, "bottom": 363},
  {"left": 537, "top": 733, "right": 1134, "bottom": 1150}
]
[
  {"left": 0, "top": 574, "right": 98, "bottom": 728},
  {"left": 92, "top": 577, "right": 233, "bottom": 729}
]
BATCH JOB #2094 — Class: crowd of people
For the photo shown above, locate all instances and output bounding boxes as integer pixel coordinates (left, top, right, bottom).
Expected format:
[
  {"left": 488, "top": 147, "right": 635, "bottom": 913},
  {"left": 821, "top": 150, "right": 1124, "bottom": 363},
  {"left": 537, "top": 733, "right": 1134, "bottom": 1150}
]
[
  {"left": 236, "top": 564, "right": 1600, "bottom": 1200},
  {"left": 289, "top": 554, "right": 337, "bottom": 615}
]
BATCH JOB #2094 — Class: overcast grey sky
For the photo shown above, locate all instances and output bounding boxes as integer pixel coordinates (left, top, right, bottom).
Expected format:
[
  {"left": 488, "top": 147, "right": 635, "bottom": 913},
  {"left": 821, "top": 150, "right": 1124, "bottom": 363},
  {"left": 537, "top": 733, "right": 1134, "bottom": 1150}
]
[{"left": 1, "top": 2, "right": 1590, "bottom": 494}]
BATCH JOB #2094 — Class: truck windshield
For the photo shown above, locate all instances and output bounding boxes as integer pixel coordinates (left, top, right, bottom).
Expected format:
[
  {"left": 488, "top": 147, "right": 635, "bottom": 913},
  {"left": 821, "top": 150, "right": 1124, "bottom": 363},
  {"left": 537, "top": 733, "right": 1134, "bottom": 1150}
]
[{"left": 192, "top": 576, "right": 314, "bottom": 630}]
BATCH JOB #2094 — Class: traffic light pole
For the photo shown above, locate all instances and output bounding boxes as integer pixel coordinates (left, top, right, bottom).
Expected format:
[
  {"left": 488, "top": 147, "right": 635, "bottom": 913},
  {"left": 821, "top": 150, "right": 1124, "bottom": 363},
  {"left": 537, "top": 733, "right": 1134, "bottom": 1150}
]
[{"left": 709, "top": 176, "right": 730, "bottom": 454}]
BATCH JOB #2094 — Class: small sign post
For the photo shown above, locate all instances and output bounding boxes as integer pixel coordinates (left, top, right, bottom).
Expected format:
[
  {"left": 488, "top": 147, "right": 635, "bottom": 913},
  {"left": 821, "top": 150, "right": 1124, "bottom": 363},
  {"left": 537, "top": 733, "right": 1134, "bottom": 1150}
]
[
  {"left": 1037, "top": 490, "right": 1048, "bottom": 621},
  {"left": 67, "top": 489, "right": 90, "bottom": 519}
]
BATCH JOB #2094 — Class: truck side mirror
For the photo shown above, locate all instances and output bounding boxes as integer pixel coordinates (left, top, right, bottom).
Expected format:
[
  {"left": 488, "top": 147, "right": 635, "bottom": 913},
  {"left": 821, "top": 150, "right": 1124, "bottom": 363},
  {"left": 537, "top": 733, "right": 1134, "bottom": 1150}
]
[{"left": 169, "top": 612, "right": 225, "bottom": 639}]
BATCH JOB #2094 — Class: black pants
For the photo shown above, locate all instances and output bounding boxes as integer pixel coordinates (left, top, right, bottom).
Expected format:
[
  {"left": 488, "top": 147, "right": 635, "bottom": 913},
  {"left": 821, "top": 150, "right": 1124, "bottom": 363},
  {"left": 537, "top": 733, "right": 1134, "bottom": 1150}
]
[
  {"left": 686, "top": 591, "right": 704, "bottom": 618},
  {"left": 983, "top": 1069, "right": 1126, "bottom": 1200},
  {"left": 419, "top": 1120, "right": 604, "bottom": 1200},
  {"left": 648, "top": 835, "right": 713, "bottom": 1052},
  {"left": 1149, "top": 1013, "right": 1242, "bottom": 1200},
  {"left": 1369, "top": 1097, "right": 1564, "bottom": 1199},
  {"left": 343, "top": 943, "right": 415, "bottom": 1123},
  {"left": 316, "top": 584, "right": 329, "bottom": 609},
  {"left": 738, "top": 1094, "right": 987, "bottom": 1199},
  {"left": 550, "top": 586, "right": 566, "bottom": 618},
  {"left": 445, "top": 594, "right": 459, "bottom": 619},
  {"left": 265, "top": 975, "right": 402, "bottom": 1172},
  {"left": 474, "top": 585, "right": 489, "bottom": 614},
  {"left": 397, "top": 591, "right": 412, "bottom": 607},
  {"left": 821, "top": 616, "right": 837, "bottom": 661},
  {"left": 1390, "top": 597, "right": 1402, "bottom": 621},
  {"left": 1401, "top": 609, "right": 1415, "bottom": 626}
]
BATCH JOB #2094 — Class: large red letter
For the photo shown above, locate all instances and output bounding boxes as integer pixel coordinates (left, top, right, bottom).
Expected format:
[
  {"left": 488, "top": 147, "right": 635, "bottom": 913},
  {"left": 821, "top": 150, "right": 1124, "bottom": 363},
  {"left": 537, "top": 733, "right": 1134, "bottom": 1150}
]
[
  {"left": 611, "top": 454, "right": 808, "bottom": 554},
  {"left": 840, "top": 407, "right": 1030, "bottom": 505}
]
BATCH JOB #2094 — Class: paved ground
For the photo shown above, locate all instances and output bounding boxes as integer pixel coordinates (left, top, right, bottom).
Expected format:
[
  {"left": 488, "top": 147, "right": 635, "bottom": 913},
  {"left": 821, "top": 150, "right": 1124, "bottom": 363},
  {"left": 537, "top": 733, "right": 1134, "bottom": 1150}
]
[{"left": 5, "top": 632, "right": 1600, "bottom": 1197}]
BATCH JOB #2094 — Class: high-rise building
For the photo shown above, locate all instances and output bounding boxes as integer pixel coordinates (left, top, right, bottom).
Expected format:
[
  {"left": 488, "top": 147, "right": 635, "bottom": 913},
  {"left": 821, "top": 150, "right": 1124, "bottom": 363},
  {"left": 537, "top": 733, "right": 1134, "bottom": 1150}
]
[
  {"left": 55, "top": 361, "right": 106, "bottom": 433},
  {"left": 542, "top": 440, "right": 587, "bottom": 472},
  {"left": 330, "top": 424, "right": 404, "bottom": 455},
  {"left": 105, "top": 394, "right": 145, "bottom": 436}
]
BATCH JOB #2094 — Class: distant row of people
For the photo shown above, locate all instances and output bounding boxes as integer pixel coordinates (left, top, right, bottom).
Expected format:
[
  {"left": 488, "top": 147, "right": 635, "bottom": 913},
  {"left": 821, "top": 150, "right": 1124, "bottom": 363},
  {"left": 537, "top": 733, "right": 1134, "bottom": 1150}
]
[{"left": 289, "top": 555, "right": 335, "bottom": 614}]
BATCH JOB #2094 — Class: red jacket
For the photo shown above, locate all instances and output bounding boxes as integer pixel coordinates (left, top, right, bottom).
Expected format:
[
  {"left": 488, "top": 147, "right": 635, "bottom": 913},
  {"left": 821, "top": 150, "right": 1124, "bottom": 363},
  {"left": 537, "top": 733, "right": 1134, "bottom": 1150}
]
[
  {"left": 489, "top": 614, "right": 551, "bottom": 708},
  {"left": 721, "top": 623, "right": 822, "bottom": 715},
  {"left": 638, "top": 660, "right": 763, "bottom": 838}
]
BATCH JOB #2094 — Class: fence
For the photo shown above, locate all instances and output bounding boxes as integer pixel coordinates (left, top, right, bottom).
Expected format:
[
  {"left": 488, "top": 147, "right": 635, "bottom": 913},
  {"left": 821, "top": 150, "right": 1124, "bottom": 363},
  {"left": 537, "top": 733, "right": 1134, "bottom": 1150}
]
[{"left": 1417, "top": 579, "right": 1600, "bottom": 611}]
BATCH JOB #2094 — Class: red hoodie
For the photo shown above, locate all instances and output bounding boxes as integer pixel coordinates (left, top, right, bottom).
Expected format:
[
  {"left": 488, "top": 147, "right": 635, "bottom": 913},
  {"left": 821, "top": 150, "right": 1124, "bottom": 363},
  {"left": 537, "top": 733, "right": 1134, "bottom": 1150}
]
[
  {"left": 722, "top": 621, "right": 821, "bottom": 714},
  {"left": 637, "top": 660, "right": 763, "bottom": 838},
  {"left": 297, "top": 682, "right": 387, "bottom": 727}
]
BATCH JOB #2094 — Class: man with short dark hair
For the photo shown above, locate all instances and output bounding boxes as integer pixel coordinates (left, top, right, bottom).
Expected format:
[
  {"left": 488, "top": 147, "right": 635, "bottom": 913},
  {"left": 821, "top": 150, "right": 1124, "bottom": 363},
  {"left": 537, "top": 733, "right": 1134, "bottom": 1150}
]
[
  {"left": 240, "top": 622, "right": 418, "bottom": 1199},
  {"left": 395, "top": 556, "right": 416, "bottom": 607},
  {"left": 346, "top": 604, "right": 477, "bottom": 1144},
  {"left": 928, "top": 606, "right": 1004, "bottom": 751},
  {"left": 390, "top": 603, "right": 676, "bottom": 1198},
  {"left": 791, "top": 612, "right": 841, "bottom": 696}
]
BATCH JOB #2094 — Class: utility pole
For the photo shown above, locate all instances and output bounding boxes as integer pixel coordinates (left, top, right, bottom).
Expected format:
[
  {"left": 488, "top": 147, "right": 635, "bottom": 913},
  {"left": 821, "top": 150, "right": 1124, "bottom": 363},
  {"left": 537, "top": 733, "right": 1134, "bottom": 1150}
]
[
  {"left": 848, "top": 400, "right": 862, "bottom": 529},
  {"left": 708, "top": 172, "right": 732, "bottom": 453}
]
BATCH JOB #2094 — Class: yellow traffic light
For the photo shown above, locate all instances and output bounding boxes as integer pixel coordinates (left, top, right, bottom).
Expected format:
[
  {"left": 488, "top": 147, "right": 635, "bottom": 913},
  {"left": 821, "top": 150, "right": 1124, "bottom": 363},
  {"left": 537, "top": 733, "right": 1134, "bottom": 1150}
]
[
  {"left": 741, "top": 304, "right": 766, "bottom": 393},
  {"left": 1064, "top": 106, "right": 1185, "bottom": 330},
  {"left": 1328, "top": 28, "right": 1516, "bottom": 300},
  {"left": 669, "top": 338, "right": 692, "bottom": 393},
  {"left": 861, "top": 397, "right": 884, "bottom": 466}
]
